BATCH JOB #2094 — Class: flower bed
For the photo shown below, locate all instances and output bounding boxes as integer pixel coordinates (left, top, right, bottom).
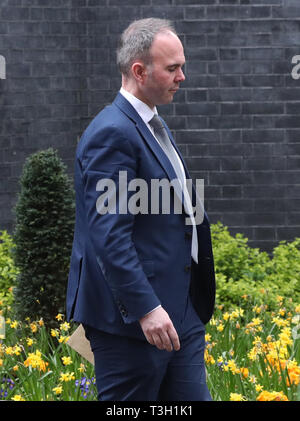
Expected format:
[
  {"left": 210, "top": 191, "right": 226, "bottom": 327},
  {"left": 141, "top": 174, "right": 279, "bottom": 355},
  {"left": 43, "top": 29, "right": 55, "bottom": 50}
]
[
  {"left": 205, "top": 295, "right": 300, "bottom": 401},
  {"left": 0, "top": 294, "right": 299, "bottom": 401}
]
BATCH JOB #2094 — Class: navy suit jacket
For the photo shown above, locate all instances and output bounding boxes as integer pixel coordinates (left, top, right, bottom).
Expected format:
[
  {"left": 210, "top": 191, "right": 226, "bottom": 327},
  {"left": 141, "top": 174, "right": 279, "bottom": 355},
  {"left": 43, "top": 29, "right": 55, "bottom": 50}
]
[{"left": 66, "top": 93, "right": 215, "bottom": 340}]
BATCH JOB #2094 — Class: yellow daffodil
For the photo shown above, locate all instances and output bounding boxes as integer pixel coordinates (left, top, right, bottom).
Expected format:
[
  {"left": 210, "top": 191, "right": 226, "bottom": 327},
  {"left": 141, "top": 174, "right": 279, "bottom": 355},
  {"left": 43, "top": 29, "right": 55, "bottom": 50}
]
[
  {"left": 58, "top": 335, "right": 70, "bottom": 343},
  {"left": 12, "top": 395, "right": 26, "bottom": 401},
  {"left": 223, "top": 312, "right": 230, "bottom": 321},
  {"left": 26, "top": 338, "right": 34, "bottom": 347},
  {"left": 272, "top": 316, "right": 289, "bottom": 328},
  {"left": 204, "top": 352, "right": 215, "bottom": 365},
  {"left": 5, "top": 346, "right": 14, "bottom": 355},
  {"left": 257, "top": 390, "right": 288, "bottom": 401},
  {"left": 60, "top": 371, "right": 75, "bottom": 382},
  {"left": 60, "top": 322, "right": 70, "bottom": 332},
  {"left": 255, "top": 384, "right": 263, "bottom": 392},
  {"left": 24, "top": 350, "right": 48, "bottom": 372},
  {"left": 229, "top": 310, "right": 240, "bottom": 320},
  {"left": 227, "top": 360, "right": 240, "bottom": 375},
  {"left": 230, "top": 393, "right": 247, "bottom": 401},
  {"left": 52, "top": 385, "right": 63, "bottom": 395},
  {"left": 62, "top": 356, "right": 72, "bottom": 366},
  {"left": 78, "top": 363, "right": 85, "bottom": 373},
  {"left": 55, "top": 313, "right": 64, "bottom": 321},
  {"left": 30, "top": 322, "right": 38, "bottom": 333},
  {"left": 13, "top": 345, "right": 21, "bottom": 356},
  {"left": 248, "top": 348, "right": 258, "bottom": 361},
  {"left": 252, "top": 317, "right": 262, "bottom": 326},
  {"left": 279, "top": 308, "right": 286, "bottom": 317},
  {"left": 217, "top": 323, "right": 224, "bottom": 332},
  {"left": 240, "top": 367, "right": 249, "bottom": 378},
  {"left": 279, "top": 327, "right": 293, "bottom": 347},
  {"left": 209, "top": 317, "right": 217, "bottom": 326},
  {"left": 284, "top": 360, "right": 300, "bottom": 386},
  {"left": 10, "top": 320, "right": 18, "bottom": 329},
  {"left": 51, "top": 329, "right": 59, "bottom": 337}
]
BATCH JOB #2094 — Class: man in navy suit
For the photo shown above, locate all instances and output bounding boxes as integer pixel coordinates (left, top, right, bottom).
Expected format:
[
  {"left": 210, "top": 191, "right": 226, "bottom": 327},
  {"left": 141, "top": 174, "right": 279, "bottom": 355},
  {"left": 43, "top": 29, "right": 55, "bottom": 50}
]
[{"left": 66, "top": 18, "right": 215, "bottom": 401}]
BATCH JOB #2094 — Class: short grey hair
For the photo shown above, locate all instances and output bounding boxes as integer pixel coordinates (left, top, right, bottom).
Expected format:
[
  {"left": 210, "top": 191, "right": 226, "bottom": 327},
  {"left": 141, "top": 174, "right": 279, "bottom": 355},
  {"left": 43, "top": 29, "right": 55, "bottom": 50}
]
[{"left": 116, "top": 18, "right": 176, "bottom": 76}]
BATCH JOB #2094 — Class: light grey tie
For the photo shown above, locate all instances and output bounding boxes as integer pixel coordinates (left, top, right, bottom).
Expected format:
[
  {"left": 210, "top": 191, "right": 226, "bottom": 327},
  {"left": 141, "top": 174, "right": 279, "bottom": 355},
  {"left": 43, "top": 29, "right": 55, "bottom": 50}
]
[{"left": 149, "top": 114, "right": 198, "bottom": 263}]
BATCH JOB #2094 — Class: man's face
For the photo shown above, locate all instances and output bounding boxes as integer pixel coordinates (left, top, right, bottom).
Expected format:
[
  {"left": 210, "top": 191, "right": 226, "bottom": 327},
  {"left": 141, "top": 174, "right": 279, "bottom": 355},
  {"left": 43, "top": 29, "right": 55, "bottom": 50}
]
[{"left": 141, "top": 31, "right": 186, "bottom": 108}]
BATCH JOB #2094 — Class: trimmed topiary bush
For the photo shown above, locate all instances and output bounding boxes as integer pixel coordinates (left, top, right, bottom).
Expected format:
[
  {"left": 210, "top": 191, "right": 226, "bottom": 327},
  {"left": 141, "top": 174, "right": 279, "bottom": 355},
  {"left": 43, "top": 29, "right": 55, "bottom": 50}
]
[{"left": 12, "top": 148, "right": 75, "bottom": 325}]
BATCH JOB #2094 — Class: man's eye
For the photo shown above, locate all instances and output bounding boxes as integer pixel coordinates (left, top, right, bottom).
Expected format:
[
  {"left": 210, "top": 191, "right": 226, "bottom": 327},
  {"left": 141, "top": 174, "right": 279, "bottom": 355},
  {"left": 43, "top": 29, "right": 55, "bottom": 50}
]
[{"left": 168, "top": 68, "right": 176, "bottom": 72}]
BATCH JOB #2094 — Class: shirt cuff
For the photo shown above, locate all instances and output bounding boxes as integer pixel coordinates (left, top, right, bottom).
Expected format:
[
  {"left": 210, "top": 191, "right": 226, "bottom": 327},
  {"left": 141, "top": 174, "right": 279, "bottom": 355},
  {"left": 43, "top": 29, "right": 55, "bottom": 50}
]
[{"left": 143, "top": 304, "right": 162, "bottom": 317}]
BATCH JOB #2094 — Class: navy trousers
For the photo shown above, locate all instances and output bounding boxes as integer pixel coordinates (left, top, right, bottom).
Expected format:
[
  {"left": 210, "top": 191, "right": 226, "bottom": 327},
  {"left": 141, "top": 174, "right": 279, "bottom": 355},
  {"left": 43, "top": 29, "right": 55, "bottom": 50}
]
[{"left": 84, "top": 295, "right": 212, "bottom": 401}]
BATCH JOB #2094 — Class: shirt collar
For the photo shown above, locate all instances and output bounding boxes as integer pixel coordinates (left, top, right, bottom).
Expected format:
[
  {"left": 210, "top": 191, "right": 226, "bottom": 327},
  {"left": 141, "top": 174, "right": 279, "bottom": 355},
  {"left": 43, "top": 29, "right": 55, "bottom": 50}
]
[{"left": 120, "top": 87, "right": 158, "bottom": 125}]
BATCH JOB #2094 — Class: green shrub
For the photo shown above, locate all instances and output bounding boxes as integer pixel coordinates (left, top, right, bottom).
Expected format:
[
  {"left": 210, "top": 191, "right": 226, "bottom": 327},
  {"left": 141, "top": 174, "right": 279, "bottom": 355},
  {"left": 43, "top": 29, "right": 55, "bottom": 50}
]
[
  {"left": 266, "top": 238, "right": 300, "bottom": 304},
  {"left": 269, "top": 238, "right": 300, "bottom": 288},
  {"left": 0, "top": 230, "right": 19, "bottom": 307},
  {"left": 211, "top": 222, "right": 299, "bottom": 310},
  {"left": 211, "top": 222, "right": 270, "bottom": 282},
  {"left": 12, "top": 148, "right": 75, "bottom": 325}
]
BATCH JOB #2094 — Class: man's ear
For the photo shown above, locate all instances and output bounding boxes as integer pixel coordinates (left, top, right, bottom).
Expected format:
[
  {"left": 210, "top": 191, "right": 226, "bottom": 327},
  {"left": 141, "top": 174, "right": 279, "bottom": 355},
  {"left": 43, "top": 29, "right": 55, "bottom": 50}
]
[{"left": 131, "top": 61, "right": 147, "bottom": 83}]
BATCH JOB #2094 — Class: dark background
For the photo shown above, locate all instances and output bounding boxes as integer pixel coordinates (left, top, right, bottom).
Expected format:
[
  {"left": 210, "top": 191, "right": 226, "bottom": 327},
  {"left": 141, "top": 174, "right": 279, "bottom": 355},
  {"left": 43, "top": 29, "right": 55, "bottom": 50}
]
[{"left": 1, "top": 0, "right": 300, "bottom": 252}]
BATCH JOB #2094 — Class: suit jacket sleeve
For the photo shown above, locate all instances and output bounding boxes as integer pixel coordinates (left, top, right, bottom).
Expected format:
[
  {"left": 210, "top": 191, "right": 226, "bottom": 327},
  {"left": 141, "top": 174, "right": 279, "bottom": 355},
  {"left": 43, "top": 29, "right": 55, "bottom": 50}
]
[{"left": 80, "top": 124, "right": 161, "bottom": 324}]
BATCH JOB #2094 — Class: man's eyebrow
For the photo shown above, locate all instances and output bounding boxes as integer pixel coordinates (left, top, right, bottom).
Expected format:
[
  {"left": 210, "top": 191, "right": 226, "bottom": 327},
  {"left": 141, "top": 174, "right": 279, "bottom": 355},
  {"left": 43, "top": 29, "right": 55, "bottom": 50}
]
[{"left": 167, "top": 63, "right": 185, "bottom": 68}]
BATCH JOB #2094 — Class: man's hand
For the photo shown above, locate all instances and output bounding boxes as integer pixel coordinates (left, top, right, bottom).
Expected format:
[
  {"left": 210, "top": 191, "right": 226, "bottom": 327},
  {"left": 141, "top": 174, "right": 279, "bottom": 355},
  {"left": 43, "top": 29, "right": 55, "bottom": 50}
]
[{"left": 139, "top": 307, "right": 180, "bottom": 352}]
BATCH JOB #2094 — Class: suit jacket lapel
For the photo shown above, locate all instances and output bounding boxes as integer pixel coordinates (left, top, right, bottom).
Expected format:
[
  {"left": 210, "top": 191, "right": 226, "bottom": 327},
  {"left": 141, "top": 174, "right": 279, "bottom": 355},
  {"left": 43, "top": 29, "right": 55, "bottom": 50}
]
[{"left": 113, "top": 93, "right": 179, "bottom": 184}]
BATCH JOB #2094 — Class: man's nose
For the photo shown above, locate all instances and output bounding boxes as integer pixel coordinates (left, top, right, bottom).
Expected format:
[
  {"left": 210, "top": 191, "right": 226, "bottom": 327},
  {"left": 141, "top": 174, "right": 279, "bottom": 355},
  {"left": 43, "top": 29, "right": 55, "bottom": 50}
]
[{"left": 176, "top": 68, "right": 185, "bottom": 82}]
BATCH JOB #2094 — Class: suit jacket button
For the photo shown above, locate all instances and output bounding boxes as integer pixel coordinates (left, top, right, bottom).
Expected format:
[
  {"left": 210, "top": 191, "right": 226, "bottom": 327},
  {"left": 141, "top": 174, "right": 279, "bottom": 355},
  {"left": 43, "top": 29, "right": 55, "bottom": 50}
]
[
  {"left": 184, "top": 265, "right": 191, "bottom": 273},
  {"left": 200, "top": 256, "right": 211, "bottom": 261}
]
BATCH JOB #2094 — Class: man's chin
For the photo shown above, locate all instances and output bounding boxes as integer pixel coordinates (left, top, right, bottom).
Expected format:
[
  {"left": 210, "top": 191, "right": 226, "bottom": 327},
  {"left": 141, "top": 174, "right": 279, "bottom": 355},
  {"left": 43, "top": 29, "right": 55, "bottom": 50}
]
[{"left": 157, "top": 93, "right": 176, "bottom": 105}]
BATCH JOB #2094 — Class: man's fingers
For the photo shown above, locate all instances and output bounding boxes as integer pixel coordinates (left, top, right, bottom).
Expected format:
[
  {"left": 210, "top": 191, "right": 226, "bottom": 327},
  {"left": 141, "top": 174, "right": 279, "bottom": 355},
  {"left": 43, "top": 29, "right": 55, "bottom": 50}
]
[
  {"left": 147, "top": 329, "right": 179, "bottom": 352},
  {"left": 167, "top": 327, "right": 180, "bottom": 351},
  {"left": 155, "top": 328, "right": 180, "bottom": 352},
  {"left": 159, "top": 330, "right": 174, "bottom": 352},
  {"left": 151, "top": 333, "right": 165, "bottom": 350}
]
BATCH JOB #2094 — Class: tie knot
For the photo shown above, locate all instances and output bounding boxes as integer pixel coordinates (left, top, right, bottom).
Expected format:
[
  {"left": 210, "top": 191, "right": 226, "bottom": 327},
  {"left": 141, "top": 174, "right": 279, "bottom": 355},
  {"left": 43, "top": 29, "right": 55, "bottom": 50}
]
[{"left": 149, "top": 115, "right": 164, "bottom": 131}]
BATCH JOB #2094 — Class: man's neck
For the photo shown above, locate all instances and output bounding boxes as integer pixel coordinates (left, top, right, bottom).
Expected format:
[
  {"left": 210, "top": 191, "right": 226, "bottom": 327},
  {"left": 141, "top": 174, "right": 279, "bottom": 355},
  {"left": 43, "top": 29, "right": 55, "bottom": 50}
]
[{"left": 121, "top": 83, "right": 154, "bottom": 110}]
